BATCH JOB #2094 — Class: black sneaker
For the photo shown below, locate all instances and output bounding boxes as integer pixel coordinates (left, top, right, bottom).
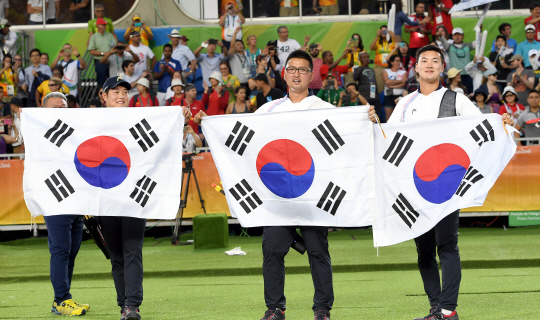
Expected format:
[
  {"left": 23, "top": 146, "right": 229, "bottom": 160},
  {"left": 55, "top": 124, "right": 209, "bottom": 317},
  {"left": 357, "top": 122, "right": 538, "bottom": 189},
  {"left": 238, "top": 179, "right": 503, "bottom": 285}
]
[
  {"left": 415, "top": 311, "right": 459, "bottom": 320},
  {"left": 122, "top": 305, "right": 141, "bottom": 320},
  {"left": 314, "top": 309, "right": 331, "bottom": 320},
  {"left": 414, "top": 304, "right": 440, "bottom": 320},
  {"left": 261, "top": 308, "right": 285, "bottom": 320}
]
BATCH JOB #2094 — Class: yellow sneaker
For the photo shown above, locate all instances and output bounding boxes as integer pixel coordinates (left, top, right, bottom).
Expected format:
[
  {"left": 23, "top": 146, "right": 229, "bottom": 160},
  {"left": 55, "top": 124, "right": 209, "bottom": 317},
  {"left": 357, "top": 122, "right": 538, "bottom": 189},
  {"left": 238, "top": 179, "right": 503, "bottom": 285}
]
[
  {"left": 70, "top": 299, "right": 90, "bottom": 312},
  {"left": 51, "top": 299, "right": 86, "bottom": 316}
]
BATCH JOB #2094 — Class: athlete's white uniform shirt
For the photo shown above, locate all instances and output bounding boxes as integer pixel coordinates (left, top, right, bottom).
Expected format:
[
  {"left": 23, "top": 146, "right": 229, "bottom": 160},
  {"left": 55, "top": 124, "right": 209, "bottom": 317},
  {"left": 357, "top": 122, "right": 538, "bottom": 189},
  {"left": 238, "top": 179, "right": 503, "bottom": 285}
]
[
  {"left": 388, "top": 87, "right": 481, "bottom": 123},
  {"left": 255, "top": 95, "right": 334, "bottom": 113}
]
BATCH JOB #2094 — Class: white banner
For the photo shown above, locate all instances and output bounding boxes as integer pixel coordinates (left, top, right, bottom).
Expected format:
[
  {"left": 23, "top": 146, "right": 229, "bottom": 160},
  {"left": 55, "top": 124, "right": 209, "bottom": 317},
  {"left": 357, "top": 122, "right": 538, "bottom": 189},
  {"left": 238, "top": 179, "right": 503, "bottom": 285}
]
[
  {"left": 202, "top": 106, "right": 376, "bottom": 228},
  {"left": 22, "top": 107, "right": 184, "bottom": 219},
  {"left": 373, "top": 114, "right": 517, "bottom": 247}
]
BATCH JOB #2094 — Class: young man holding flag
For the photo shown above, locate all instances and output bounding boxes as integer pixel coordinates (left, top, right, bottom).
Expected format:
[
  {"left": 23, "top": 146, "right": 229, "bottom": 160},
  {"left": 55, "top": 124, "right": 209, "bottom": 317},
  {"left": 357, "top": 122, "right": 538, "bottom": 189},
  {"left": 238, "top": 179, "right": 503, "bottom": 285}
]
[
  {"left": 368, "top": 45, "right": 514, "bottom": 320},
  {"left": 195, "top": 50, "right": 334, "bottom": 320}
]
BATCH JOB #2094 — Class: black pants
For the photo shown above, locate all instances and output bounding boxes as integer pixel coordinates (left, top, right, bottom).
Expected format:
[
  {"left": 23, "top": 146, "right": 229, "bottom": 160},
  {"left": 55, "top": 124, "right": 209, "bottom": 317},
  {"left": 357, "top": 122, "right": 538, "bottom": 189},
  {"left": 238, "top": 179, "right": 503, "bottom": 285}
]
[
  {"left": 100, "top": 216, "right": 146, "bottom": 307},
  {"left": 414, "top": 210, "right": 461, "bottom": 311},
  {"left": 262, "top": 226, "right": 333, "bottom": 312}
]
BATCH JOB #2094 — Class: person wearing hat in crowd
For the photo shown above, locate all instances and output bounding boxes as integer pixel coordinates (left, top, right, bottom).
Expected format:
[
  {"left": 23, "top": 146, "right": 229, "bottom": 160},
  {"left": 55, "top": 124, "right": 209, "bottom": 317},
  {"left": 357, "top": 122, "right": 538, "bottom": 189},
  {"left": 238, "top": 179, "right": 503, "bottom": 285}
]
[
  {"left": 202, "top": 71, "right": 228, "bottom": 116},
  {"left": 128, "top": 77, "right": 158, "bottom": 107},
  {"left": 464, "top": 53, "right": 496, "bottom": 93},
  {"left": 516, "top": 25, "right": 540, "bottom": 68},
  {"left": 87, "top": 4, "right": 117, "bottom": 43},
  {"left": 124, "top": 13, "right": 153, "bottom": 46},
  {"left": 88, "top": 17, "right": 116, "bottom": 89},
  {"left": 525, "top": 49, "right": 540, "bottom": 79},
  {"left": 472, "top": 87, "right": 492, "bottom": 114},
  {"left": 438, "top": 27, "right": 475, "bottom": 94},
  {"left": 499, "top": 86, "right": 525, "bottom": 118},
  {"left": 153, "top": 43, "right": 182, "bottom": 106},
  {"left": 477, "top": 68, "right": 502, "bottom": 113},
  {"left": 254, "top": 73, "right": 283, "bottom": 109},
  {"left": 166, "top": 78, "right": 185, "bottom": 106},
  {"left": 219, "top": 1, "right": 245, "bottom": 50},
  {"left": 525, "top": 2, "right": 540, "bottom": 42},
  {"left": 226, "top": 86, "right": 254, "bottom": 114},
  {"left": 165, "top": 71, "right": 183, "bottom": 100},
  {"left": 507, "top": 54, "right": 536, "bottom": 104},
  {"left": 515, "top": 89, "right": 540, "bottom": 145},
  {"left": 100, "top": 41, "right": 140, "bottom": 77},
  {"left": 166, "top": 29, "right": 197, "bottom": 81},
  {"left": 0, "top": 19, "right": 16, "bottom": 52},
  {"left": 194, "top": 38, "right": 228, "bottom": 86},
  {"left": 446, "top": 67, "right": 468, "bottom": 95},
  {"left": 129, "top": 31, "right": 156, "bottom": 80},
  {"left": 70, "top": 0, "right": 90, "bottom": 23},
  {"left": 51, "top": 43, "right": 87, "bottom": 97}
]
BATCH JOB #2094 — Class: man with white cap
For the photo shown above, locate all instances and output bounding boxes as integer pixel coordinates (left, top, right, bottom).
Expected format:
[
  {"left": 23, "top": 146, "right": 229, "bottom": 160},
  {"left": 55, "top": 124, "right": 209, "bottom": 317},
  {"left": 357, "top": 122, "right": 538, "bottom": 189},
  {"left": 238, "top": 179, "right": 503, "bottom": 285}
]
[
  {"left": 438, "top": 27, "right": 475, "bottom": 94},
  {"left": 507, "top": 54, "right": 535, "bottom": 104},
  {"left": 464, "top": 53, "right": 496, "bottom": 92},
  {"left": 525, "top": 49, "right": 540, "bottom": 78},
  {"left": 201, "top": 71, "right": 229, "bottom": 115},
  {"left": 165, "top": 78, "right": 184, "bottom": 106},
  {"left": 194, "top": 38, "right": 228, "bottom": 86},
  {"left": 165, "top": 29, "right": 197, "bottom": 74},
  {"left": 128, "top": 77, "right": 158, "bottom": 107},
  {"left": 516, "top": 25, "right": 540, "bottom": 68},
  {"left": 500, "top": 86, "right": 525, "bottom": 118},
  {"left": 525, "top": 2, "right": 540, "bottom": 42}
]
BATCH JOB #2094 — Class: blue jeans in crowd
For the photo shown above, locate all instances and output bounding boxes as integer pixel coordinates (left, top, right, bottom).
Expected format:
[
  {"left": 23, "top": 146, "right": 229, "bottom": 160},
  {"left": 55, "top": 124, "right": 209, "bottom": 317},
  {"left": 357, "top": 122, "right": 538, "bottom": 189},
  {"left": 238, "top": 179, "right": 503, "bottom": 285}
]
[
  {"left": 44, "top": 215, "right": 84, "bottom": 304},
  {"left": 94, "top": 60, "right": 110, "bottom": 91}
]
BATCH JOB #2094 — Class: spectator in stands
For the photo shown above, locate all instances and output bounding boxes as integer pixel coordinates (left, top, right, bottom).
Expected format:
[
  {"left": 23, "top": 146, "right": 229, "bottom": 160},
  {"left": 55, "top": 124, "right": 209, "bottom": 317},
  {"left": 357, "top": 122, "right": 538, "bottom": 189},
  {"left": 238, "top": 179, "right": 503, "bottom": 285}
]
[
  {"left": 88, "top": 18, "right": 116, "bottom": 89},
  {"left": 4, "top": 97, "right": 22, "bottom": 154},
  {"left": 176, "top": 84, "right": 205, "bottom": 134},
  {"left": 390, "top": 41, "right": 415, "bottom": 78},
  {"left": 27, "top": 0, "right": 48, "bottom": 25},
  {"left": 153, "top": 43, "right": 181, "bottom": 105},
  {"left": 246, "top": 35, "right": 261, "bottom": 77},
  {"left": 125, "top": 14, "right": 153, "bottom": 46},
  {"left": 219, "top": 3, "right": 245, "bottom": 50},
  {"left": 100, "top": 41, "right": 140, "bottom": 77},
  {"left": 307, "top": 43, "right": 324, "bottom": 94},
  {"left": 491, "top": 23, "right": 517, "bottom": 53},
  {"left": 254, "top": 73, "right": 282, "bottom": 109},
  {"left": 202, "top": 71, "right": 228, "bottom": 115},
  {"left": 70, "top": 0, "right": 90, "bottom": 23},
  {"left": 526, "top": 49, "right": 540, "bottom": 79},
  {"left": 226, "top": 86, "right": 254, "bottom": 114},
  {"left": 515, "top": 89, "right": 540, "bottom": 144},
  {"left": 389, "top": 0, "right": 428, "bottom": 43},
  {"left": 276, "top": 26, "right": 302, "bottom": 71},
  {"left": 472, "top": 87, "right": 491, "bottom": 114},
  {"left": 344, "top": 34, "right": 366, "bottom": 84},
  {"left": 40, "top": 53, "right": 49, "bottom": 66},
  {"left": 525, "top": 2, "right": 540, "bottom": 42},
  {"left": 516, "top": 25, "right": 540, "bottom": 68},
  {"left": 383, "top": 55, "right": 407, "bottom": 121},
  {"left": 319, "top": 49, "right": 353, "bottom": 88},
  {"left": 165, "top": 78, "right": 184, "bottom": 106},
  {"left": 0, "top": 54, "right": 19, "bottom": 101},
  {"left": 446, "top": 67, "right": 467, "bottom": 95},
  {"left": 66, "top": 94, "right": 78, "bottom": 108},
  {"left": 439, "top": 27, "right": 474, "bottom": 94},
  {"left": 195, "top": 39, "right": 227, "bottom": 86},
  {"left": 98, "top": 87, "right": 105, "bottom": 107},
  {"left": 280, "top": 0, "right": 299, "bottom": 16},
  {"left": 128, "top": 78, "right": 158, "bottom": 107},
  {"left": 317, "top": 74, "right": 343, "bottom": 106},
  {"left": 88, "top": 4, "right": 117, "bottom": 43},
  {"left": 337, "top": 83, "right": 368, "bottom": 107},
  {"left": 478, "top": 69, "right": 502, "bottom": 113},
  {"left": 166, "top": 30, "right": 197, "bottom": 80},
  {"left": 183, "top": 120, "right": 203, "bottom": 152},
  {"left": 165, "top": 71, "right": 182, "bottom": 100},
  {"left": 490, "top": 35, "right": 513, "bottom": 89},
  {"left": 507, "top": 54, "right": 535, "bottom": 104},
  {"left": 428, "top": 0, "right": 453, "bottom": 40},
  {"left": 248, "top": 54, "right": 276, "bottom": 104},
  {"left": 313, "top": 0, "right": 338, "bottom": 15},
  {"left": 36, "top": 71, "right": 69, "bottom": 107},
  {"left": 464, "top": 55, "right": 496, "bottom": 92},
  {"left": 120, "top": 60, "right": 144, "bottom": 97},
  {"left": 227, "top": 28, "right": 251, "bottom": 94},
  {"left": 370, "top": 25, "right": 397, "bottom": 94},
  {"left": 0, "top": 19, "right": 16, "bottom": 52},
  {"left": 45, "top": 0, "right": 59, "bottom": 24},
  {"left": 51, "top": 44, "right": 87, "bottom": 97},
  {"left": 402, "top": 66, "right": 419, "bottom": 95},
  {"left": 129, "top": 31, "right": 156, "bottom": 79},
  {"left": 405, "top": 2, "right": 431, "bottom": 59},
  {"left": 23, "top": 48, "right": 52, "bottom": 108},
  {"left": 14, "top": 55, "right": 26, "bottom": 107},
  {"left": 354, "top": 51, "right": 378, "bottom": 107},
  {"left": 88, "top": 98, "right": 101, "bottom": 108},
  {"left": 500, "top": 86, "right": 525, "bottom": 118},
  {"left": 220, "top": 61, "right": 240, "bottom": 104},
  {"left": 434, "top": 26, "right": 451, "bottom": 70},
  {"left": 0, "top": 0, "right": 8, "bottom": 20}
]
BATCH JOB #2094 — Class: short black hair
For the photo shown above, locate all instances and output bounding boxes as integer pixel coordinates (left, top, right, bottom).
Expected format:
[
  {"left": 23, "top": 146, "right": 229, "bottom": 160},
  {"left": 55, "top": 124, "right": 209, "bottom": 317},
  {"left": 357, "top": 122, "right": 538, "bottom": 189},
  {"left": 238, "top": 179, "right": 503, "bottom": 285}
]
[
  {"left": 66, "top": 94, "right": 77, "bottom": 105},
  {"left": 163, "top": 43, "right": 173, "bottom": 51},
  {"left": 530, "top": 2, "right": 540, "bottom": 10},
  {"left": 29, "top": 48, "right": 41, "bottom": 57},
  {"left": 321, "top": 51, "right": 332, "bottom": 59},
  {"left": 415, "top": 44, "right": 444, "bottom": 62},
  {"left": 496, "top": 34, "right": 507, "bottom": 43},
  {"left": 346, "top": 83, "right": 357, "bottom": 90},
  {"left": 388, "top": 55, "right": 400, "bottom": 63},
  {"left": 235, "top": 86, "right": 246, "bottom": 94},
  {"left": 380, "top": 25, "right": 388, "bottom": 30},
  {"left": 498, "top": 23, "right": 511, "bottom": 34},
  {"left": 528, "top": 89, "right": 539, "bottom": 96},
  {"left": 122, "top": 60, "right": 134, "bottom": 72},
  {"left": 285, "top": 49, "right": 313, "bottom": 70},
  {"left": 88, "top": 98, "right": 102, "bottom": 108},
  {"left": 41, "top": 53, "right": 49, "bottom": 59},
  {"left": 3, "top": 53, "right": 11, "bottom": 61}
]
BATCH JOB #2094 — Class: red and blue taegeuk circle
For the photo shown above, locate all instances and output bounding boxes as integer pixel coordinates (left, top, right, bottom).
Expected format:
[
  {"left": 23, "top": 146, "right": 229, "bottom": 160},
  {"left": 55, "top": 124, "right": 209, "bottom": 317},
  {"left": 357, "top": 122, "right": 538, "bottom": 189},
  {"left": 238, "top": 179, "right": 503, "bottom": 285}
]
[
  {"left": 256, "top": 139, "right": 315, "bottom": 199},
  {"left": 413, "top": 143, "right": 470, "bottom": 204},
  {"left": 74, "top": 136, "right": 131, "bottom": 189}
]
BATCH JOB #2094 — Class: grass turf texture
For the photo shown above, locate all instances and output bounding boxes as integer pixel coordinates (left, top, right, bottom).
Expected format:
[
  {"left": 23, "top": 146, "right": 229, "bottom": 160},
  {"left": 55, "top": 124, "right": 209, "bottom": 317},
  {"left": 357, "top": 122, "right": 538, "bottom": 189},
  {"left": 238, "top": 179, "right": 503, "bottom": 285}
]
[{"left": 0, "top": 226, "right": 539, "bottom": 319}]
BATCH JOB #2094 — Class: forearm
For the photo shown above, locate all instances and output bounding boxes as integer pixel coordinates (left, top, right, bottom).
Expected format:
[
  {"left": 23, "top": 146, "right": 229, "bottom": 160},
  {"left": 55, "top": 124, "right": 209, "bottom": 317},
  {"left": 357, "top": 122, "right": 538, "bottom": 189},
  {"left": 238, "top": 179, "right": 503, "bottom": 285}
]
[{"left": 89, "top": 50, "right": 103, "bottom": 56}]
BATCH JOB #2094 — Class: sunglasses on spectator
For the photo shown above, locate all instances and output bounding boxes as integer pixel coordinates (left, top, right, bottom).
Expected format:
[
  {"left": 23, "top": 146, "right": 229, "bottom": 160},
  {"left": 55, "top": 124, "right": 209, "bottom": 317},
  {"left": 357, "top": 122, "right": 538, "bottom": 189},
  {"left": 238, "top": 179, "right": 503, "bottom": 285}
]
[
  {"left": 49, "top": 84, "right": 59, "bottom": 87},
  {"left": 527, "top": 30, "right": 535, "bottom": 33}
]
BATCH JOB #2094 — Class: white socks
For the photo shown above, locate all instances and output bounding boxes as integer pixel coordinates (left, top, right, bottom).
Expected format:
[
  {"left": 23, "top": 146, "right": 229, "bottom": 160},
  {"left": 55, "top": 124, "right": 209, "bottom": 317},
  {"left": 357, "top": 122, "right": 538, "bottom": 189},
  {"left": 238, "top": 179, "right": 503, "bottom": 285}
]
[{"left": 441, "top": 309, "right": 453, "bottom": 316}]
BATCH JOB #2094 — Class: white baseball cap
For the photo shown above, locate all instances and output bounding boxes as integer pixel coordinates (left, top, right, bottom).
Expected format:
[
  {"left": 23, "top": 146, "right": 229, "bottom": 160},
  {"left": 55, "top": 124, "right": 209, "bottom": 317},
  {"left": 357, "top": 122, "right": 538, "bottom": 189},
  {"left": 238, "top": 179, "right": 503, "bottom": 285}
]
[
  {"left": 452, "top": 28, "right": 464, "bottom": 35},
  {"left": 529, "top": 49, "right": 539, "bottom": 57},
  {"left": 170, "top": 78, "right": 184, "bottom": 88},
  {"left": 209, "top": 71, "right": 222, "bottom": 82},
  {"left": 525, "top": 24, "right": 536, "bottom": 31},
  {"left": 136, "top": 77, "right": 150, "bottom": 89}
]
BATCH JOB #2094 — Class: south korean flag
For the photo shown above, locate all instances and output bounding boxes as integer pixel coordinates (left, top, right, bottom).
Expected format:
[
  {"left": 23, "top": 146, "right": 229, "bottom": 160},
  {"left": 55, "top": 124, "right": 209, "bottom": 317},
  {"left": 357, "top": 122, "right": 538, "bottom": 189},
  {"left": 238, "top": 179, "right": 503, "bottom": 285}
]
[
  {"left": 202, "top": 106, "right": 376, "bottom": 227},
  {"left": 22, "top": 107, "right": 184, "bottom": 219},
  {"left": 373, "top": 114, "right": 517, "bottom": 247}
]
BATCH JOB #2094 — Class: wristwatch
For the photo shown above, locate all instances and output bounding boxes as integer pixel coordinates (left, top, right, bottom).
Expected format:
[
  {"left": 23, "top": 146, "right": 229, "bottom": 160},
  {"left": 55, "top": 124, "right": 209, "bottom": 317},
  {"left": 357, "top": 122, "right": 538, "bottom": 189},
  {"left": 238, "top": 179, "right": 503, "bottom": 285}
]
[
  {"left": 101, "top": 52, "right": 104, "bottom": 56},
  {"left": 76, "top": 54, "right": 81, "bottom": 58}
]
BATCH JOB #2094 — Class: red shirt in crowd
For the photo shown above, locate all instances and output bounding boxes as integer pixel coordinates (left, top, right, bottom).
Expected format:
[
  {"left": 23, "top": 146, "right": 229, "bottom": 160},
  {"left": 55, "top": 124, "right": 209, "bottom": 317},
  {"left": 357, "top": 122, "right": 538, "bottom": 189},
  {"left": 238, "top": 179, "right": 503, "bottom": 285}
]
[
  {"left": 430, "top": 0, "right": 453, "bottom": 36},
  {"left": 201, "top": 88, "right": 229, "bottom": 116},
  {"left": 400, "top": 56, "right": 416, "bottom": 77},
  {"left": 309, "top": 57, "right": 324, "bottom": 90},
  {"left": 128, "top": 93, "right": 159, "bottom": 108},
  {"left": 499, "top": 102, "right": 525, "bottom": 116},
  {"left": 406, "top": 14, "right": 431, "bottom": 49},
  {"left": 524, "top": 16, "right": 540, "bottom": 42},
  {"left": 167, "top": 96, "right": 205, "bottom": 133},
  {"left": 319, "top": 64, "right": 348, "bottom": 87}
]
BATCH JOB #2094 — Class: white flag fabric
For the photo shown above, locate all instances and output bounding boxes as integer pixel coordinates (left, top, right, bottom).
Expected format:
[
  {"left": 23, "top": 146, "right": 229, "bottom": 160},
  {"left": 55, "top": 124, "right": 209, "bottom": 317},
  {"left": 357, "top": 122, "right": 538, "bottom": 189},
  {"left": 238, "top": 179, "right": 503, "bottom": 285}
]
[
  {"left": 372, "top": 114, "right": 517, "bottom": 247},
  {"left": 202, "top": 106, "right": 376, "bottom": 227},
  {"left": 22, "top": 107, "right": 184, "bottom": 219}
]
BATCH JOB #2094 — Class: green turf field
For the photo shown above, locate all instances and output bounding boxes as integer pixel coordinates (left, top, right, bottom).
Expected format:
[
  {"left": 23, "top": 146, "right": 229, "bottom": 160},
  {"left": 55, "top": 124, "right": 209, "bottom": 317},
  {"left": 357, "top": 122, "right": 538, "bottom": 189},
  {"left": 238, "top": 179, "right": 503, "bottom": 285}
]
[{"left": 1, "top": 226, "right": 539, "bottom": 319}]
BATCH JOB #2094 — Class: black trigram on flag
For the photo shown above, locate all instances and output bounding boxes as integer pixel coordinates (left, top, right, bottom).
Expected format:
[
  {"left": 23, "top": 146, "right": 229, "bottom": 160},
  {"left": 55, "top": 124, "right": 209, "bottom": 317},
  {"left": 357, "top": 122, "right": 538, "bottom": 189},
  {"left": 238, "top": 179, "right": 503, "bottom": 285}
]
[
  {"left": 228, "top": 179, "right": 262, "bottom": 213},
  {"left": 312, "top": 120, "right": 345, "bottom": 155},
  {"left": 225, "top": 121, "right": 255, "bottom": 156},
  {"left": 383, "top": 132, "right": 413, "bottom": 167},
  {"left": 130, "top": 175, "right": 157, "bottom": 207},
  {"left": 317, "top": 182, "right": 346, "bottom": 215},
  {"left": 45, "top": 170, "right": 75, "bottom": 202},
  {"left": 470, "top": 119, "right": 495, "bottom": 147},
  {"left": 455, "top": 166, "right": 484, "bottom": 197},
  {"left": 392, "top": 194, "right": 419, "bottom": 228},
  {"left": 129, "top": 119, "right": 159, "bottom": 152},
  {"left": 44, "top": 119, "right": 74, "bottom": 147}
]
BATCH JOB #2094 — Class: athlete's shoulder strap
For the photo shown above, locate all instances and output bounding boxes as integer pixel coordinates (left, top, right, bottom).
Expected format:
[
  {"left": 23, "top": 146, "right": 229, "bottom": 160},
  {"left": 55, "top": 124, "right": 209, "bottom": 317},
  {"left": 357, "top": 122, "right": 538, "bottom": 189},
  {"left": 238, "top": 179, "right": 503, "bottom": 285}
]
[{"left": 438, "top": 89, "right": 457, "bottom": 118}]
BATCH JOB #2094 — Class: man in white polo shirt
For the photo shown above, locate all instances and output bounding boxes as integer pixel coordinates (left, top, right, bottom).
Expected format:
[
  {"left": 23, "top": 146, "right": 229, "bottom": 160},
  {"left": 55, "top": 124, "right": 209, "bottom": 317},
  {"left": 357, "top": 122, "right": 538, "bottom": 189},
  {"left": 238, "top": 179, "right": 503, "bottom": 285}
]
[{"left": 368, "top": 44, "right": 514, "bottom": 320}]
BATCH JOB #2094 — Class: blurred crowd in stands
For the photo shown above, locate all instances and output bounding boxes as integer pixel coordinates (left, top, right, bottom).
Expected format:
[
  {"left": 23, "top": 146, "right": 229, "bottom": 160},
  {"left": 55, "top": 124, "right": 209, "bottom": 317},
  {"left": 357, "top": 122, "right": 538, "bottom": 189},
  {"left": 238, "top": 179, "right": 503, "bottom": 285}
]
[{"left": 1, "top": 0, "right": 540, "bottom": 157}]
